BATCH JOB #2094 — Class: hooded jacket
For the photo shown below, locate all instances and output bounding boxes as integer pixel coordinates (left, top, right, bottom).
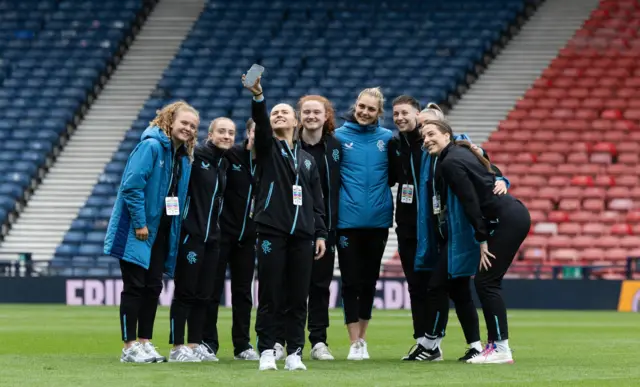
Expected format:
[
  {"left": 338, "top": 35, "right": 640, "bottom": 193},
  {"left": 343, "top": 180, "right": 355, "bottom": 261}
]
[
  {"left": 251, "top": 96, "right": 327, "bottom": 240},
  {"left": 181, "top": 142, "right": 228, "bottom": 244},
  {"left": 220, "top": 140, "right": 257, "bottom": 242},
  {"left": 104, "top": 126, "right": 191, "bottom": 277},
  {"left": 334, "top": 112, "right": 394, "bottom": 230},
  {"left": 300, "top": 130, "right": 341, "bottom": 232},
  {"left": 414, "top": 134, "right": 511, "bottom": 278}
]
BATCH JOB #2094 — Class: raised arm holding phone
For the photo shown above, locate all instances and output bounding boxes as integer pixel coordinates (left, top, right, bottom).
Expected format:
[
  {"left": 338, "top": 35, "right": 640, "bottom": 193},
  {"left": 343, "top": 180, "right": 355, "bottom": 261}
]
[{"left": 242, "top": 72, "right": 327, "bottom": 372}]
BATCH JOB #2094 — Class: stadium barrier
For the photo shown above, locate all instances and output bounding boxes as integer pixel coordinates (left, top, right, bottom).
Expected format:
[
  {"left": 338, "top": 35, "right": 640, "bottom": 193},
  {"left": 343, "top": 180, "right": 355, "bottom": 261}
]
[{"left": 0, "top": 276, "right": 628, "bottom": 311}]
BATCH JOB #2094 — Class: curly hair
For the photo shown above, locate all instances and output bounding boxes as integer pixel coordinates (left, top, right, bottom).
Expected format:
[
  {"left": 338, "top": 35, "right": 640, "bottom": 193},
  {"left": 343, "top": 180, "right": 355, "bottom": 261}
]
[
  {"left": 149, "top": 100, "right": 199, "bottom": 162},
  {"left": 297, "top": 94, "right": 337, "bottom": 135}
]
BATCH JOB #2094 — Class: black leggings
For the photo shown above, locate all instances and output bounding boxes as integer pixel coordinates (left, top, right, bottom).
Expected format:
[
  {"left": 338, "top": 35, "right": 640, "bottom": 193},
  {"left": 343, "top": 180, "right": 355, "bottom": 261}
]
[
  {"left": 475, "top": 198, "right": 531, "bottom": 342},
  {"left": 337, "top": 228, "right": 389, "bottom": 324},
  {"left": 255, "top": 233, "right": 314, "bottom": 355},
  {"left": 422, "top": 246, "right": 481, "bottom": 344},
  {"left": 119, "top": 215, "right": 170, "bottom": 342},
  {"left": 169, "top": 233, "right": 219, "bottom": 346}
]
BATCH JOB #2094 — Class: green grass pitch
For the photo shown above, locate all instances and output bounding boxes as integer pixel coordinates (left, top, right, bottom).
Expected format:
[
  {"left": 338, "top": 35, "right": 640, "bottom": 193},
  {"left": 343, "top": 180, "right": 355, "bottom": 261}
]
[{"left": 1, "top": 305, "right": 639, "bottom": 386}]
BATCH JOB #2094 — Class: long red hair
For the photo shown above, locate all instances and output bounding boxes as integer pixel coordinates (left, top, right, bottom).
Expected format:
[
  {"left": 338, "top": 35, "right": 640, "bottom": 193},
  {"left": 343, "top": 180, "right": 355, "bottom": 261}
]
[{"left": 297, "top": 95, "right": 336, "bottom": 135}]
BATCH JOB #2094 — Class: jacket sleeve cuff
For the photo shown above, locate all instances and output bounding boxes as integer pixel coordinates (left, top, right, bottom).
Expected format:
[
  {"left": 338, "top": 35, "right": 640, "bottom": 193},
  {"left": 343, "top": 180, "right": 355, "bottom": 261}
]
[
  {"left": 253, "top": 95, "right": 264, "bottom": 102},
  {"left": 315, "top": 232, "right": 328, "bottom": 240},
  {"left": 132, "top": 218, "right": 146, "bottom": 230}
]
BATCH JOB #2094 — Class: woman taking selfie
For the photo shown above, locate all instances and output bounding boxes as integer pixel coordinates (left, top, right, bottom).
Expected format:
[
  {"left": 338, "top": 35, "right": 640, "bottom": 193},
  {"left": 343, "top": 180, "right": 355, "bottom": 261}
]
[{"left": 242, "top": 74, "right": 327, "bottom": 371}]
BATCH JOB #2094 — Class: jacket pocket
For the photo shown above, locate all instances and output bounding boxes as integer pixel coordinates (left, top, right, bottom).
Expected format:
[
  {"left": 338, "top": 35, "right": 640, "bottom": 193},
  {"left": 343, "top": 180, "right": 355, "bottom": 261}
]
[{"left": 264, "top": 181, "right": 274, "bottom": 210}]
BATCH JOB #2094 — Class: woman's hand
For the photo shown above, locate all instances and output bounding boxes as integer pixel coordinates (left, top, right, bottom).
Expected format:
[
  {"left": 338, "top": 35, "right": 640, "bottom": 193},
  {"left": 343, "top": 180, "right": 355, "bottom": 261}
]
[
  {"left": 314, "top": 239, "right": 326, "bottom": 260},
  {"left": 242, "top": 74, "right": 263, "bottom": 97},
  {"left": 493, "top": 180, "right": 508, "bottom": 195},
  {"left": 479, "top": 242, "right": 496, "bottom": 271}
]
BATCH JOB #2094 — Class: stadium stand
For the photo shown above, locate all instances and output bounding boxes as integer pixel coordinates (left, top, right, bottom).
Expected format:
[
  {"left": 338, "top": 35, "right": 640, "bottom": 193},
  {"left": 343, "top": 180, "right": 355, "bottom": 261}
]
[
  {"left": 478, "top": 0, "right": 640, "bottom": 279},
  {"left": 0, "top": 0, "right": 155, "bottom": 255},
  {"left": 46, "top": 0, "right": 537, "bottom": 276}
]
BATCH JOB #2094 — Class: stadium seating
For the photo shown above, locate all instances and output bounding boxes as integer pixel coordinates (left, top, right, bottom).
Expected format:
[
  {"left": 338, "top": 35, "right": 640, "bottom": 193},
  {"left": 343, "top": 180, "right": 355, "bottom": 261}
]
[
  {"left": 55, "top": 0, "right": 534, "bottom": 275},
  {"left": 480, "top": 0, "right": 640, "bottom": 279},
  {"left": 0, "top": 0, "right": 149, "bottom": 245}
]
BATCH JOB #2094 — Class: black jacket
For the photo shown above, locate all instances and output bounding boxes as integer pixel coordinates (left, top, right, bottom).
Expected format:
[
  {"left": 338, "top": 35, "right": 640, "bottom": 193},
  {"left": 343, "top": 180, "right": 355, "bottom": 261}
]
[
  {"left": 182, "top": 142, "right": 228, "bottom": 243},
  {"left": 252, "top": 98, "right": 327, "bottom": 240},
  {"left": 220, "top": 140, "right": 256, "bottom": 242},
  {"left": 434, "top": 143, "right": 503, "bottom": 243},
  {"left": 300, "top": 130, "right": 341, "bottom": 232},
  {"left": 388, "top": 129, "right": 423, "bottom": 238}
]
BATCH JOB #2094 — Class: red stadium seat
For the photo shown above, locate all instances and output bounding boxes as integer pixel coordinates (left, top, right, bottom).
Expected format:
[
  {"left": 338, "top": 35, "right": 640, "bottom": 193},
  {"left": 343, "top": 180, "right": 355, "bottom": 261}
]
[{"left": 480, "top": 2, "right": 640, "bottom": 274}]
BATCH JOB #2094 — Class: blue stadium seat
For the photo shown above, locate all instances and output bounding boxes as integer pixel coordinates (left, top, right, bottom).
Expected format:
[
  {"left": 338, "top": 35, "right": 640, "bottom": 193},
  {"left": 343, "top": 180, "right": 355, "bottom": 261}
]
[{"left": 61, "top": 0, "right": 533, "bottom": 270}]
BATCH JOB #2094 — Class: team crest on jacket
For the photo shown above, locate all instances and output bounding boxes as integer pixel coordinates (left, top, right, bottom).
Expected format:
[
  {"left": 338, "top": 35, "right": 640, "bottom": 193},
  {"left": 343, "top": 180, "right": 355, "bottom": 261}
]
[
  {"left": 377, "top": 139, "right": 385, "bottom": 152},
  {"left": 201, "top": 161, "right": 210, "bottom": 170},
  {"left": 304, "top": 159, "right": 311, "bottom": 171},
  {"left": 332, "top": 149, "right": 340, "bottom": 162},
  {"left": 281, "top": 149, "right": 288, "bottom": 158},
  {"left": 232, "top": 164, "right": 242, "bottom": 171},
  {"left": 186, "top": 251, "right": 197, "bottom": 264}
]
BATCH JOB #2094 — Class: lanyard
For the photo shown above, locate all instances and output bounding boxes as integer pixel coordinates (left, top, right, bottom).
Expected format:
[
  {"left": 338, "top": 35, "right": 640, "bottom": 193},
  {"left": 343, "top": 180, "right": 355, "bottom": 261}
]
[
  {"left": 404, "top": 135, "right": 419, "bottom": 211},
  {"left": 432, "top": 155, "right": 438, "bottom": 197},
  {"left": 284, "top": 141, "right": 299, "bottom": 176}
]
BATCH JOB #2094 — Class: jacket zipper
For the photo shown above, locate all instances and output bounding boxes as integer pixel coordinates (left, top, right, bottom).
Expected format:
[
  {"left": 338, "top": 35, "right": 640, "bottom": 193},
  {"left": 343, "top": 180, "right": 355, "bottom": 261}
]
[
  {"left": 204, "top": 159, "right": 223, "bottom": 241},
  {"left": 324, "top": 154, "right": 331, "bottom": 230}
]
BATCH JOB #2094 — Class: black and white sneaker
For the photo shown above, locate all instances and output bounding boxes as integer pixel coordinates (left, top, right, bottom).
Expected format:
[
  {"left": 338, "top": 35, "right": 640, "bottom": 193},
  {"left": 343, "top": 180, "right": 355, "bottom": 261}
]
[
  {"left": 458, "top": 347, "right": 482, "bottom": 362},
  {"left": 401, "top": 344, "right": 443, "bottom": 361}
]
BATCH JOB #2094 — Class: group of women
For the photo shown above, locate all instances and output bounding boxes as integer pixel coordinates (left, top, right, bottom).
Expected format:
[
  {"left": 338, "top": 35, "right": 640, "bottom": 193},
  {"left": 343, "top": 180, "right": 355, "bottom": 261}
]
[{"left": 103, "top": 71, "right": 531, "bottom": 370}]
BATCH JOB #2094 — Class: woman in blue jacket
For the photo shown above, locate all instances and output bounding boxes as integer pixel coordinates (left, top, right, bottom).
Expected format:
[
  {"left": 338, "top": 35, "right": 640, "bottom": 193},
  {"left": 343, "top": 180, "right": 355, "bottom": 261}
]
[
  {"left": 103, "top": 101, "right": 197, "bottom": 363},
  {"left": 417, "top": 119, "right": 529, "bottom": 365},
  {"left": 334, "top": 87, "right": 394, "bottom": 361}
]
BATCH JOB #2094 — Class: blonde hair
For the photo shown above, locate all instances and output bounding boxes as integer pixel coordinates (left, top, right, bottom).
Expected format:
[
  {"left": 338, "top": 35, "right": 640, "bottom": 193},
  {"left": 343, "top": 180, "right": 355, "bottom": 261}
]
[
  {"left": 355, "top": 87, "right": 385, "bottom": 119},
  {"left": 420, "top": 102, "right": 447, "bottom": 122},
  {"left": 208, "top": 117, "right": 235, "bottom": 133},
  {"left": 149, "top": 100, "right": 198, "bottom": 162}
]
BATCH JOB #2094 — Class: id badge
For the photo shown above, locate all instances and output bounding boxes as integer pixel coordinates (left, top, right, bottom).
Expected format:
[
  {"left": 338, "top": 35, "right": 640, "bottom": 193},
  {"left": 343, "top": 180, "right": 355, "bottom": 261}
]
[
  {"left": 401, "top": 184, "right": 414, "bottom": 204},
  {"left": 292, "top": 185, "right": 303, "bottom": 206},
  {"left": 165, "top": 196, "right": 179, "bottom": 216},
  {"left": 432, "top": 195, "right": 441, "bottom": 215},
  {"left": 249, "top": 196, "right": 255, "bottom": 219}
]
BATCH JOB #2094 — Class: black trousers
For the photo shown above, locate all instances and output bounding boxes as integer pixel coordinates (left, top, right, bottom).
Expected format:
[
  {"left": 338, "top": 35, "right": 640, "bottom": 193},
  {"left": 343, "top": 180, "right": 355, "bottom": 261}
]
[
  {"left": 397, "top": 233, "right": 432, "bottom": 339},
  {"left": 475, "top": 198, "right": 531, "bottom": 342},
  {"left": 255, "top": 233, "right": 314, "bottom": 355},
  {"left": 422, "top": 245, "right": 480, "bottom": 345},
  {"left": 307, "top": 230, "right": 336, "bottom": 347},
  {"left": 203, "top": 234, "right": 256, "bottom": 355},
  {"left": 169, "top": 232, "right": 219, "bottom": 345},
  {"left": 119, "top": 215, "right": 170, "bottom": 342},
  {"left": 337, "top": 228, "right": 389, "bottom": 324}
]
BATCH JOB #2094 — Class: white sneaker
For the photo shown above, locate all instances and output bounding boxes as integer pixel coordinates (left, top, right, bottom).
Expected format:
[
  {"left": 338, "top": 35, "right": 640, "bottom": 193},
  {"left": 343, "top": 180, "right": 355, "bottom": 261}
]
[
  {"left": 310, "top": 342, "right": 334, "bottom": 360},
  {"left": 360, "top": 339, "right": 370, "bottom": 359},
  {"left": 467, "top": 344, "right": 514, "bottom": 364},
  {"left": 235, "top": 347, "right": 260, "bottom": 360},
  {"left": 120, "top": 342, "right": 155, "bottom": 363},
  {"left": 347, "top": 341, "right": 363, "bottom": 360},
  {"left": 168, "top": 346, "right": 201, "bottom": 362},
  {"left": 142, "top": 341, "right": 166, "bottom": 363},
  {"left": 274, "top": 343, "right": 285, "bottom": 360},
  {"left": 259, "top": 349, "right": 278, "bottom": 371},
  {"left": 284, "top": 348, "right": 307, "bottom": 371},
  {"left": 193, "top": 344, "right": 219, "bottom": 362}
]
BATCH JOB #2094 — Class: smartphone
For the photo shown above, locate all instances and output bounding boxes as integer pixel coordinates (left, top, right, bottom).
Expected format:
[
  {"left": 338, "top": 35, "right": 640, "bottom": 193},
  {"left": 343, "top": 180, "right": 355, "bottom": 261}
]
[{"left": 244, "top": 64, "right": 264, "bottom": 86}]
